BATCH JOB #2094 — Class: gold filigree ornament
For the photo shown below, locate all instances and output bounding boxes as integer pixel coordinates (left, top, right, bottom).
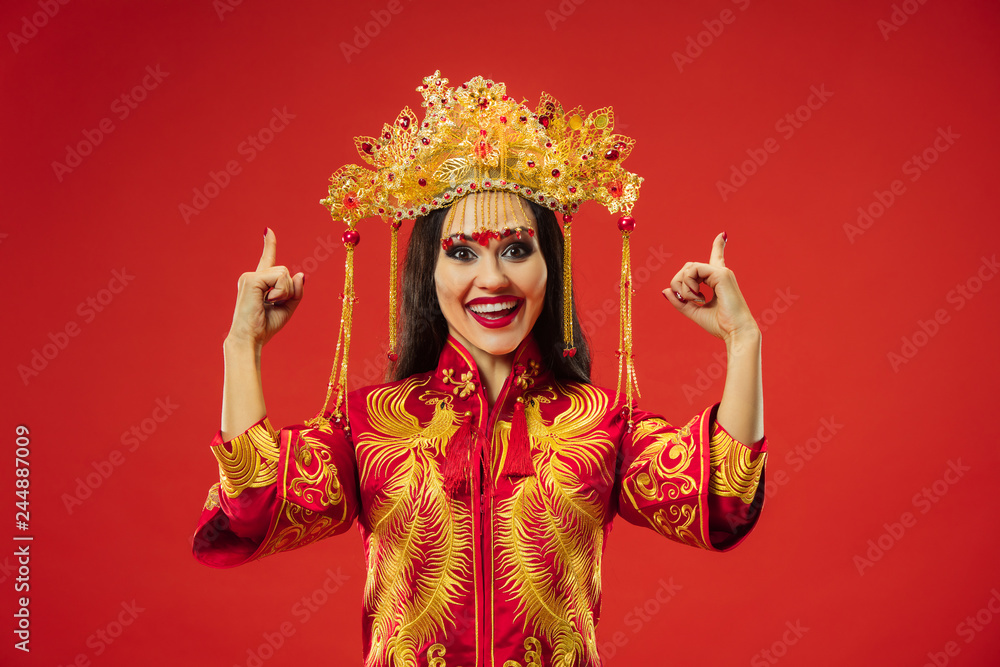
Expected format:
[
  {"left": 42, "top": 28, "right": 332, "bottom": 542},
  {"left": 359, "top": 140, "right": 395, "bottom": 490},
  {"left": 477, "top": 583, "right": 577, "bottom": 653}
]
[{"left": 311, "top": 72, "right": 644, "bottom": 428}]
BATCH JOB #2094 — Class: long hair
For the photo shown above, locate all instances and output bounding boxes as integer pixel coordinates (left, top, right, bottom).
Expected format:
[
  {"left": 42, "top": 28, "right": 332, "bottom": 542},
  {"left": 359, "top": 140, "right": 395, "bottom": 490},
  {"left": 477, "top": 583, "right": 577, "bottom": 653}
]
[{"left": 388, "top": 198, "right": 591, "bottom": 383}]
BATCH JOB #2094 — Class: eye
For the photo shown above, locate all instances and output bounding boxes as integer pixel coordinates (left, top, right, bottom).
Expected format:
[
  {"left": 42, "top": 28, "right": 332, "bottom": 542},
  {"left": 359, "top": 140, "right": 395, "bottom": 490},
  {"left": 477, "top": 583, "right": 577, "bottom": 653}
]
[
  {"left": 502, "top": 242, "right": 532, "bottom": 259},
  {"left": 446, "top": 245, "right": 477, "bottom": 262}
]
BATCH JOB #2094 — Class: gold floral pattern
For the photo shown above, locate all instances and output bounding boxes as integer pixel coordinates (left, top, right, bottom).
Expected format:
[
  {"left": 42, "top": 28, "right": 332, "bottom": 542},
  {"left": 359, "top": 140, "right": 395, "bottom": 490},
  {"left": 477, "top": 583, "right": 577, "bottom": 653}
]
[
  {"left": 441, "top": 368, "right": 477, "bottom": 399},
  {"left": 514, "top": 359, "right": 541, "bottom": 391}
]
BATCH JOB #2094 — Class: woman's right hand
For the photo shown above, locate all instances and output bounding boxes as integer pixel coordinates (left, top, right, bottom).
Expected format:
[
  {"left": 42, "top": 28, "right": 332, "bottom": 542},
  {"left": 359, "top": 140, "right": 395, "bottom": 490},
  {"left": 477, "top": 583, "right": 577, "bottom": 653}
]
[{"left": 226, "top": 227, "right": 305, "bottom": 349}]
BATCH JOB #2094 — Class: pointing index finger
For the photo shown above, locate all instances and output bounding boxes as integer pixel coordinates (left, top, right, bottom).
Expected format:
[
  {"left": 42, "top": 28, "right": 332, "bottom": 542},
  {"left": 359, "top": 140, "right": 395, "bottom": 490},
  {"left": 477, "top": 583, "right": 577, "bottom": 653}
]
[{"left": 257, "top": 227, "right": 277, "bottom": 271}]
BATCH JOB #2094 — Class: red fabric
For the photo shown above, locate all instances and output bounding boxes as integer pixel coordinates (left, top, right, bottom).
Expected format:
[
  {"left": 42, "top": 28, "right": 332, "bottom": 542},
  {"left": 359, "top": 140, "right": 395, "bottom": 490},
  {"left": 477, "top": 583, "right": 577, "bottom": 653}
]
[{"left": 191, "top": 335, "right": 766, "bottom": 666}]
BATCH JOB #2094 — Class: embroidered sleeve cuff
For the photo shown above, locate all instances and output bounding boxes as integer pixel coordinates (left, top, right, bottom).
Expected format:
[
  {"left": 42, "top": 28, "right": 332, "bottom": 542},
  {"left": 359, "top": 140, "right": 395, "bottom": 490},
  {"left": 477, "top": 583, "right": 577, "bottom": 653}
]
[
  {"left": 210, "top": 416, "right": 280, "bottom": 498},
  {"left": 708, "top": 419, "right": 767, "bottom": 504}
]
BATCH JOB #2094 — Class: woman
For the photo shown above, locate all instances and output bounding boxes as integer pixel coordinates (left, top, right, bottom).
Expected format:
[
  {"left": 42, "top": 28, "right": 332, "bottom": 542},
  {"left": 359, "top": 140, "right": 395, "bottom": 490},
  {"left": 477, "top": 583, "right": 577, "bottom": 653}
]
[{"left": 193, "top": 73, "right": 767, "bottom": 667}]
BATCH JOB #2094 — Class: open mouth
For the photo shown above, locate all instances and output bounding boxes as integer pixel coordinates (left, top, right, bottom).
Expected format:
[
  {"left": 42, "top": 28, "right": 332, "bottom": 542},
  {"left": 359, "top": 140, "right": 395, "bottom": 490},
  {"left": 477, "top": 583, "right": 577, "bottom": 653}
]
[{"left": 465, "top": 297, "right": 524, "bottom": 328}]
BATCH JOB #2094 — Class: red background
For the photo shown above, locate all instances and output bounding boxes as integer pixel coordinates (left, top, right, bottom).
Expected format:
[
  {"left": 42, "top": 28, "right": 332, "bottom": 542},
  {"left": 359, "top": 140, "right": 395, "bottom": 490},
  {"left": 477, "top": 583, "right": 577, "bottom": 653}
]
[{"left": 4, "top": 0, "right": 1000, "bottom": 665}]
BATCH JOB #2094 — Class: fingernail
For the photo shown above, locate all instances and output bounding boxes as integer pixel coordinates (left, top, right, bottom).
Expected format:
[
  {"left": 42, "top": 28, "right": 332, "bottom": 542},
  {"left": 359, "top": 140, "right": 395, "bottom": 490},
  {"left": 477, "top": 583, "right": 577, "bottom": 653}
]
[
  {"left": 722, "top": 231, "right": 728, "bottom": 243},
  {"left": 263, "top": 227, "right": 269, "bottom": 238},
  {"left": 674, "top": 291, "right": 686, "bottom": 303}
]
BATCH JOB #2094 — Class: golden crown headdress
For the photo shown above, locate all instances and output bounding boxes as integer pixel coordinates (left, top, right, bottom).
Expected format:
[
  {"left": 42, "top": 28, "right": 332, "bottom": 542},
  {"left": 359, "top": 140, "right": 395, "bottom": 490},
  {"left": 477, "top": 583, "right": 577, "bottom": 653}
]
[{"left": 312, "top": 71, "right": 644, "bottom": 429}]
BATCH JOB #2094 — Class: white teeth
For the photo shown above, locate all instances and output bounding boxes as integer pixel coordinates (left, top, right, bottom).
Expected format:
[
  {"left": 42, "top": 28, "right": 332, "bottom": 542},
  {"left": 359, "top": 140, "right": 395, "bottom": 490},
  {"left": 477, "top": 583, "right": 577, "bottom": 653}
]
[{"left": 468, "top": 300, "right": 517, "bottom": 314}]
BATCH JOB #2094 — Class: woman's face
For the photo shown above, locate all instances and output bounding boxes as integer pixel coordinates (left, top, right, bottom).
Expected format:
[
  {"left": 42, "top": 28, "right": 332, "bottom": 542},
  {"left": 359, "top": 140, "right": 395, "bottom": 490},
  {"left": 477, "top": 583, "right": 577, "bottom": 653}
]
[{"left": 434, "top": 192, "right": 547, "bottom": 363}]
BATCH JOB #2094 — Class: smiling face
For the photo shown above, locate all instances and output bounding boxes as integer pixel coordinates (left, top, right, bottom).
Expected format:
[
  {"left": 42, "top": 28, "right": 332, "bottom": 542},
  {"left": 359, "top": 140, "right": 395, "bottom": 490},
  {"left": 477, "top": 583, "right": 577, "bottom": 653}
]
[{"left": 434, "top": 192, "right": 547, "bottom": 365}]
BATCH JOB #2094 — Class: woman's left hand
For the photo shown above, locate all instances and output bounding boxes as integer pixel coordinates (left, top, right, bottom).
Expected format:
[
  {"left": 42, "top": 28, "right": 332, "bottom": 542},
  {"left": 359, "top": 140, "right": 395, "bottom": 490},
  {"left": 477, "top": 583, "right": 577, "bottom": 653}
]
[{"left": 662, "top": 232, "right": 759, "bottom": 342}]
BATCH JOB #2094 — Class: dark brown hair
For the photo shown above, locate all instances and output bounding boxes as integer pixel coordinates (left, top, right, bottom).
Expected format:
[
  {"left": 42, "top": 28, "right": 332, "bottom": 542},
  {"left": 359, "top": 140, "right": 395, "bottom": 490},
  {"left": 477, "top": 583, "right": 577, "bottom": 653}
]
[{"left": 388, "top": 199, "right": 591, "bottom": 383}]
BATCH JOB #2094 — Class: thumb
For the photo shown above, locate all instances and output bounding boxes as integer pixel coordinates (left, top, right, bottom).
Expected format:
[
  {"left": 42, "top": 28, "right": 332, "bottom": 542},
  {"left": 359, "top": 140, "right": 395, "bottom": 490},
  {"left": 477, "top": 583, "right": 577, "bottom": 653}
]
[{"left": 256, "top": 227, "right": 277, "bottom": 271}]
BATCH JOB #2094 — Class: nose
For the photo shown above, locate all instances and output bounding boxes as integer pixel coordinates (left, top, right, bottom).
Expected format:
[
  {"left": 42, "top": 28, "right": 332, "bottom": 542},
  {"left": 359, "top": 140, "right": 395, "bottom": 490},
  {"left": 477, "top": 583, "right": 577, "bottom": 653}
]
[{"left": 474, "top": 254, "right": 510, "bottom": 292}]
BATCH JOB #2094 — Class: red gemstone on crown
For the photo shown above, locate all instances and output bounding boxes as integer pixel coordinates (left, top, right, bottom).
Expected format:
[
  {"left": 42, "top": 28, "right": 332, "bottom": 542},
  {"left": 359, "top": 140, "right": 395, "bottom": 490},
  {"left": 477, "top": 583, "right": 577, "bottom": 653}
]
[
  {"left": 605, "top": 149, "right": 619, "bottom": 160},
  {"left": 343, "top": 192, "right": 359, "bottom": 209},
  {"left": 421, "top": 137, "right": 430, "bottom": 145},
  {"left": 569, "top": 186, "right": 577, "bottom": 193},
  {"left": 342, "top": 229, "right": 360, "bottom": 245},
  {"left": 551, "top": 169, "right": 560, "bottom": 177},
  {"left": 361, "top": 142, "right": 373, "bottom": 154},
  {"left": 399, "top": 117, "right": 410, "bottom": 129},
  {"left": 539, "top": 115, "right": 550, "bottom": 128},
  {"left": 527, "top": 161, "right": 535, "bottom": 168},
  {"left": 419, "top": 178, "right": 427, "bottom": 187}
]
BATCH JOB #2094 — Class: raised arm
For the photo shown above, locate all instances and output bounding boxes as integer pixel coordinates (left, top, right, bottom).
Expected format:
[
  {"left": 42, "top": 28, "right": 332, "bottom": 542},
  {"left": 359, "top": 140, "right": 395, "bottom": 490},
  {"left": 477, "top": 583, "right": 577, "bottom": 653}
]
[
  {"left": 662, "top": 232, "right": 763, "bottom": 444},
  {"left": 222, "top": 227, "right": 305, "bottom": 439}
]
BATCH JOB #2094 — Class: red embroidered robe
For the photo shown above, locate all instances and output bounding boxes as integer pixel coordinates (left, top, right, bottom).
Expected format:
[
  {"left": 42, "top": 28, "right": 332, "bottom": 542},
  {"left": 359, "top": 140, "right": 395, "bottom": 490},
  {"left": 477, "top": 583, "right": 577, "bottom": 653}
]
[{"left": 192, "top": 334, "right": 767, "bottom": 667}]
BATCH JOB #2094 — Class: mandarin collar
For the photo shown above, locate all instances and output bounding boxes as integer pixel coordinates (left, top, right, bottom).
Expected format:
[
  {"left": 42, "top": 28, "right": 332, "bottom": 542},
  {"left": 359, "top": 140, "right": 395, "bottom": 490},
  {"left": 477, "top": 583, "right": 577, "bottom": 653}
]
[{"left": 435, "top": 334, "right": 548, "bottom": 401}]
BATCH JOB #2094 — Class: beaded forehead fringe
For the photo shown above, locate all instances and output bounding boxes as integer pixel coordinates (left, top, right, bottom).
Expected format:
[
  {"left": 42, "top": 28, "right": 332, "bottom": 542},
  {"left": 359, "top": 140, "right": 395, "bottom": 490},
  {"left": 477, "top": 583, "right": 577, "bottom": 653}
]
[{"left": 311, "top": 72, "right": 643, "bottom": 431}]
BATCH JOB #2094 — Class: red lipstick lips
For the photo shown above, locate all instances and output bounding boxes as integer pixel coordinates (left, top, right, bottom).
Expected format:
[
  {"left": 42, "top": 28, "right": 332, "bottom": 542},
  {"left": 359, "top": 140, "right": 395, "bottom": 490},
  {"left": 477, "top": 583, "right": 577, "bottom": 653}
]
[{"left": 465, "top": 296, "right": 524, "bottom": 329}]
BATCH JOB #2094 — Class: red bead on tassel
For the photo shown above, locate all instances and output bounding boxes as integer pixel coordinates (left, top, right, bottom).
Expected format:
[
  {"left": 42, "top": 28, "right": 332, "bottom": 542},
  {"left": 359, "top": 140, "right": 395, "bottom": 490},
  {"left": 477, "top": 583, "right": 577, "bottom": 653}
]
[
  {"left": 502, "top": 398, "right": 534, "bottom": 478},
  {"left": 443, "top": 412, "right": 474, "bottom": 497}
]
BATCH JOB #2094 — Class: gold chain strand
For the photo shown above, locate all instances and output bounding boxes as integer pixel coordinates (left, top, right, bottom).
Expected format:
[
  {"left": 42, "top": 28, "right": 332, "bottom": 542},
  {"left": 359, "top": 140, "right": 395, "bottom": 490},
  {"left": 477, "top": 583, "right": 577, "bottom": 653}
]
[
  {"left": 460, "top": 195, "right": 469, "bottom": 238},
  {"left": 444, "top": 197, "right": 458, "bottom": 240},
  {"left": 388, "top": 224, "right": 399, "bottom": 357},
  {"left": 616, "top": 230, "right": 640, "bottom": 429},
  {"left": 562, "top": 215, "right": 574, "bottom": 351},
  {"left": 493, "top": 190, "right": 500, "bottom": 233},
  {"left": 338, "top": 241, "right": 356, "bottom": 421},
  {"left": 309, "top": 235, "right": 356, "bottom": 428},
  {"left": 515, "top": 195, "right": 529, "bottom": 227}
]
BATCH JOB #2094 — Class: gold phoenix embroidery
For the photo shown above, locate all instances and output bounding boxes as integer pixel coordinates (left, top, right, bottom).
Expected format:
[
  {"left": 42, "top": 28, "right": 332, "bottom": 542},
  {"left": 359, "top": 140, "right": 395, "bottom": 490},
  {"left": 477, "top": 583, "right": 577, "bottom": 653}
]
[
  {"left": 260, "top": 420, "right": 353, "bottom": 558},
  {"left": 620, "top": 414, "right": 710, "bottom": 549},
  {"left": 504, "top": 636, "right": 543, "bottom": 667},
  {"left": 496, "top": 382, "right": 612, "bottom": 667},
  {"left": 211, "top": 418, "right": 280, "bottom": 497},
  {"left": 290, "top": 422, "right": 347, "bottom": 508},
  {"left": 626, "top": 417, "right": 697, "bottom": 503},
  {"left": 357, "top": 377, "right": 473, "bottom": 667},
  {"left": 708, "top": 426, "right": 766, "bottom": 503}
]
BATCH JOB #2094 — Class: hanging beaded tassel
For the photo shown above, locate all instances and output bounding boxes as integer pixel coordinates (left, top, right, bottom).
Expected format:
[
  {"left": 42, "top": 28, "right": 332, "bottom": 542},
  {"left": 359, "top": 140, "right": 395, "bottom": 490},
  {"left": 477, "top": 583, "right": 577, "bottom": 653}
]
[
  {"left": 443, "top": 411, "right": 474, "bottom": 497},
  {"left": 308, "top": 225, "right": 360, "bottom": 429},
  {"left": 561, "top": 213, "right": 576, "bottom": 358},
  {"left": 502, "top": 397, "right": 534, "bottom": 477},
  {"left": 615, "top": 215, "right": 640, "bottom": 431},
  {"left": 387, "top": 221, "right": 400, "bottom": 362}
]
